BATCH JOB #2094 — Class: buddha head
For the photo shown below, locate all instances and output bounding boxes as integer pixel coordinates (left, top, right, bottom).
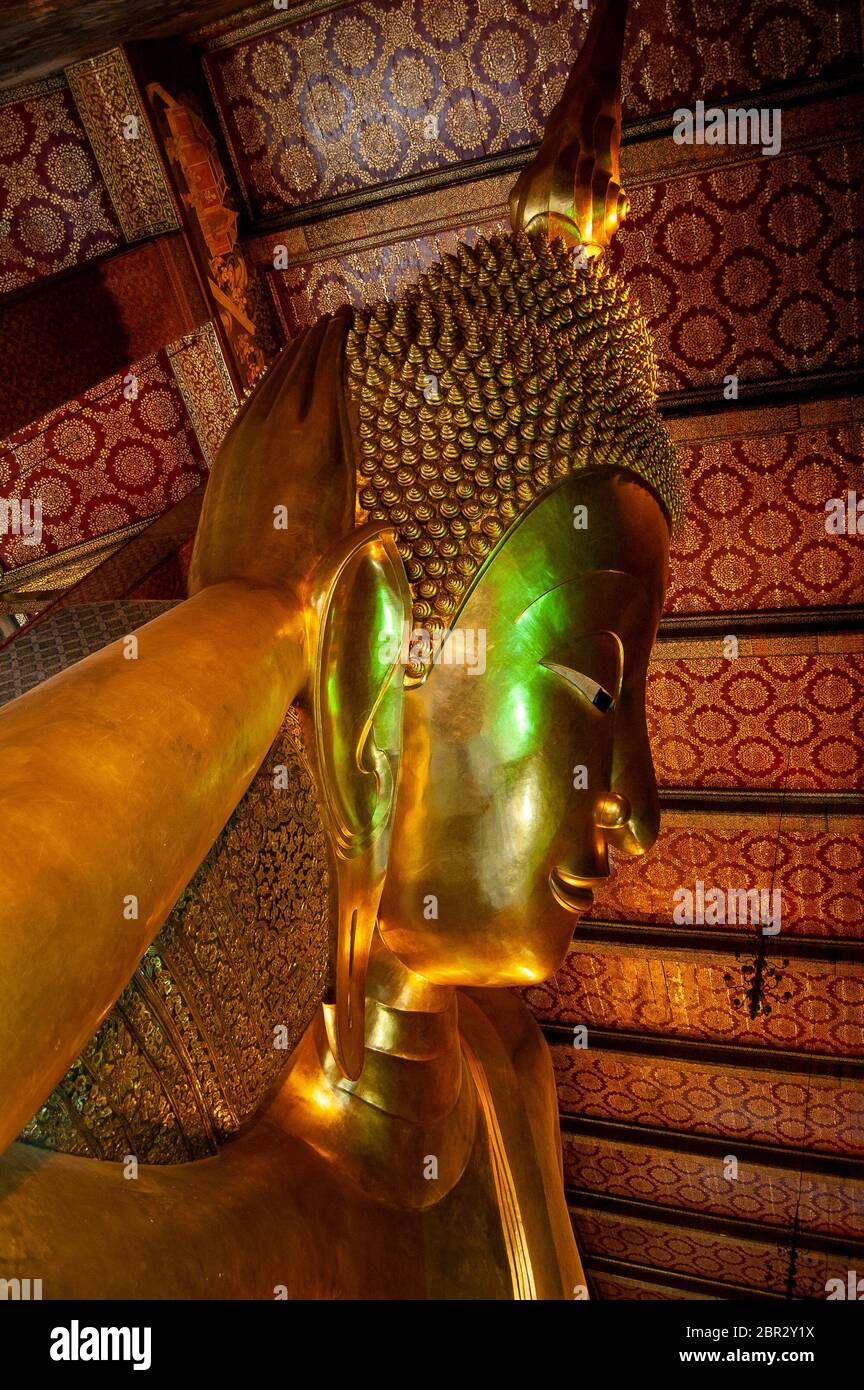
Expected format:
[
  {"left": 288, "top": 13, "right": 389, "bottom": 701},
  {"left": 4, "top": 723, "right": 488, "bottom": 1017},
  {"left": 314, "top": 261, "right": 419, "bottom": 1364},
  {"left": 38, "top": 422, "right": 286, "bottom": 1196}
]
[{"left": 190, "top": 0, "right": 682, "bottom": 1079}]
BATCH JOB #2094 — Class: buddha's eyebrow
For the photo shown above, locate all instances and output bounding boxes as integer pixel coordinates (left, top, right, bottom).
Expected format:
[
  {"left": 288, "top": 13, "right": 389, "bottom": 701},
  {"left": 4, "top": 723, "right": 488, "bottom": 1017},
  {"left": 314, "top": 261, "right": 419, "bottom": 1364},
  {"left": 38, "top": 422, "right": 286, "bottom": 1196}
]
[{"left": 540, "top": 661, "right": 616, "bottom": 713}]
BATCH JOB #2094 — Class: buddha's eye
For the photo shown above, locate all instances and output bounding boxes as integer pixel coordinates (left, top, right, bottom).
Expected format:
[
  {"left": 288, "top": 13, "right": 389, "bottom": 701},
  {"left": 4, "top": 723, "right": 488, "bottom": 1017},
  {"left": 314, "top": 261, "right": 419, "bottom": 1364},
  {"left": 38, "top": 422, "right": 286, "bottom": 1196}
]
[{"left": 540, "top": 660, "right": 616, "bottom": 713}]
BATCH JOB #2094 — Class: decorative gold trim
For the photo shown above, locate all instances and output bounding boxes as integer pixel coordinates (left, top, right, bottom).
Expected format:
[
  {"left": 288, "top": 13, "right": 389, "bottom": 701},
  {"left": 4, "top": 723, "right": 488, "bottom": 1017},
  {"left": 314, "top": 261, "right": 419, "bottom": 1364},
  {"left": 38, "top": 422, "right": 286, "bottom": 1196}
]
[
  {"left": 462, "top": 1040, "right": 537, "bottom": 1301},
  {"left": 167, "top": 323, "right": 239, "bottom": 467},
  {"left": 0, "top": 520, "right": 150, "bottom": 594},
  {"left": 0, "top": 74, "right": 66, "bottom": 107},
  {"left": 65, "top": 48, "right": 179, "bottom": 242},
  {"left": 196, "top": 0, "right": 350, "bottom": 52}
]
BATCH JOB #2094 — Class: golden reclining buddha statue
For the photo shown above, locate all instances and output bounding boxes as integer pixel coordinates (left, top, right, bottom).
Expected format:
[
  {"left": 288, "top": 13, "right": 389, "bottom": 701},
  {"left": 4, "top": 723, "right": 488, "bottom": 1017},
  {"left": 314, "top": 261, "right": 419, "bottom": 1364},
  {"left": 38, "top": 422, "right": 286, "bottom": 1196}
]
[{"left": 0, "top": 0, "right": 682, "bottom": 1299}]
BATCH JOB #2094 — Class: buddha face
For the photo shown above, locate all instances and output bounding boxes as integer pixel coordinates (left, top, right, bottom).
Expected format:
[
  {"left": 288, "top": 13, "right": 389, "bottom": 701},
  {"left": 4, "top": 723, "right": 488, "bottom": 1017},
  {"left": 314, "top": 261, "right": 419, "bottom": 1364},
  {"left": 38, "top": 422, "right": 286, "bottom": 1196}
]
[{"left": 377, "top": 469, "right": 670, "bottom": 987}]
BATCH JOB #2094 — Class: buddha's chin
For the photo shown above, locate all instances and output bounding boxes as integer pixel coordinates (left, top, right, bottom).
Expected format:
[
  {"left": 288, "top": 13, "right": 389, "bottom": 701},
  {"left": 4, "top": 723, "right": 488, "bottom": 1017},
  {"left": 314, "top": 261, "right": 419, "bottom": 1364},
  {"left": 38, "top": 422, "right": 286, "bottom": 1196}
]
[{"left": 378, "top": 900, "right": 576, "bottom": 988}]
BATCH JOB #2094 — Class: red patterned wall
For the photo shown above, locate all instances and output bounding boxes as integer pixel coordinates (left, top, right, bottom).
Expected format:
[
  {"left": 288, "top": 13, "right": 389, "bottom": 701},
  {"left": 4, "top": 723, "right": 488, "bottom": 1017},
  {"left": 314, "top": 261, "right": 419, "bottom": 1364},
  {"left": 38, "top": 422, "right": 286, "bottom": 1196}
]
[
  {"left": 590, "top": 1271, "right": 704, "bottom": 1299},
  {"left": 588, "top": 814, "right": 864, "bottom": 938},
  {"left": 0, "top": 352, "right": 208, "bottom": 569},
  {"left": 0, "top": 79, "right": 123, "bottom": 294},
  {"left": 0, "top": 235, "right": 208, "bottom": 438},
  {"left": 551, "top": 1046, "right": 864, "bottom": 1157},
  {"left": 564, "top": 1133, "right": 864, "bottom": 1240},
  {"left": 571, "top": 1206, "right": 853, "bottom": 1297},
  {"left": 666, "top": 419, "right": 864, "bottom": 613},
  {"left": 528, "top": 945, "right": 864, "bottom": 1055},
  {"left": 648, "top": 647, "right": 864, "bottom": 790},
  {"left": 614, "top": 145, "right": 864, "bottom": 391}
]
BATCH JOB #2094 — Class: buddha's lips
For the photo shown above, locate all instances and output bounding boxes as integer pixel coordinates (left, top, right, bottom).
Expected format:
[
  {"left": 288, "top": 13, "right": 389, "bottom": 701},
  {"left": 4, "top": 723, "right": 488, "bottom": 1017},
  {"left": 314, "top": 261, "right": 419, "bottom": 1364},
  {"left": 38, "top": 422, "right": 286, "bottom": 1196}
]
[{"left": 549, "top": 869, "right": 597, "bottom": 915}]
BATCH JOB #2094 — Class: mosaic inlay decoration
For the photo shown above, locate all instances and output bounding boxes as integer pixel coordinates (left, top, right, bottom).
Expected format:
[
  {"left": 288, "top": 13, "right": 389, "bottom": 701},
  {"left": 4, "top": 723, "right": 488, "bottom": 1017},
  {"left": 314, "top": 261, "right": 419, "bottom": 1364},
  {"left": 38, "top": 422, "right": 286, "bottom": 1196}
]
[{"left": 21, "top": 709, "right": 330, "bottom": 1164}]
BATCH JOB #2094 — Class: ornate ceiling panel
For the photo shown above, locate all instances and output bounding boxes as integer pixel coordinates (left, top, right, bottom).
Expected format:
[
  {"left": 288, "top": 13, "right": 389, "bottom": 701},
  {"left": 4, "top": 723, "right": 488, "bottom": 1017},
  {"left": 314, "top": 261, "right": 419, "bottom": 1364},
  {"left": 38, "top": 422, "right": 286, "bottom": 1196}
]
[
  {"left": 0, "top": 77, "right": 123, "bottom": 294},
  {"left": 65, "top": 49, "right": 179, "bottom": 243},
  {"left": 0, "top": 351, "right": 207, "bottom": 569},
  {"left": 551, "top": 1045, "right": 864, "bottom": 1157},
  {"left": 666, "top": 414, "right": 864, "bottom": 613},
  {"left": 563, "top": 1133, "right": 864, "bottom": 1240},
  {"left": 245, "top": 85, "right": 860, "bottom": 262},
  {"left": 647, "top": 641, "right": 864, "bottom": 790},
  {"left": 529, "top": 944, "right": 864, "bottom": 1055},
  {"left": 613, "top": 143, "right": 864, "bottom": 391},
  {"left": 203, "top": 0, "right": 585, "bottom": 219},
  {"left": 202, "top": 0, "right": 860, "bottom": 219},
  {"left": 570, "top": 1206, "right": 854, "bottom": 1297},
  {"left": 588, "top": 812, "right": 863, "bottom": 938}
]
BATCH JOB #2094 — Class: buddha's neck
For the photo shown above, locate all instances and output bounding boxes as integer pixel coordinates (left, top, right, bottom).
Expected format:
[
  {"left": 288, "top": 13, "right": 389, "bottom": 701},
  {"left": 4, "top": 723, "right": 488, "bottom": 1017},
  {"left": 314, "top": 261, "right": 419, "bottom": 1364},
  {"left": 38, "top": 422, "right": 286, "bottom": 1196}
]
[
  {"left": 293, "top": 932, "right": 477, "bottom": 1207},
  {"left": 331, "top": 931, "right": 462, "bottom": 1120}
]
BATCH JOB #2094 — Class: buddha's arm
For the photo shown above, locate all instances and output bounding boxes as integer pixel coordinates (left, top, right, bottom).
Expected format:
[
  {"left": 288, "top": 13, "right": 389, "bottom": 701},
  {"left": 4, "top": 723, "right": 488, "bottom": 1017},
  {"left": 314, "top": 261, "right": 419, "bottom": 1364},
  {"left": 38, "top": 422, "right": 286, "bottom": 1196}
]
[
  {"left": 0, "top": 581, "right": 304, "bottom": 1154},
  {"left": 0, "top": 309, "right": 356, "bottom": 1154}
]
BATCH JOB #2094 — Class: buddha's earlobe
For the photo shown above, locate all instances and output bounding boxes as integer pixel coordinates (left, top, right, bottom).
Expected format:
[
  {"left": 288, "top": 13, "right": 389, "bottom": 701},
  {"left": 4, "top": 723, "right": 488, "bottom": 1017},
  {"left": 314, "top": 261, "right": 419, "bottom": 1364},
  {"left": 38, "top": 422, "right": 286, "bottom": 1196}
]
[{"left": 302, "top": 526, "right": 411, "bottom": 1079}]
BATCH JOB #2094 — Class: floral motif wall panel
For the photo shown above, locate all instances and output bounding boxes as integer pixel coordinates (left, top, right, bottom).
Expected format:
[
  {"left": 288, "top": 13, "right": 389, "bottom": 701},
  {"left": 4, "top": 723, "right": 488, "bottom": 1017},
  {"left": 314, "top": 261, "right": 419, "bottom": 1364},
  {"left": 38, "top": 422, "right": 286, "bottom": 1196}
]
[
  {"left": 0, "top": 351, "right": 208, "bottom": 569},
  {"left": 202, "top": 0, "right": 860, "bottom": 218},
  {"left": 648, "top": 640, "right": 864, "bottom": 791},
  {"left": 587, "top": 813, "right": 863, "bottom": 938},
  {"left": 0, "top": 77, "right": 124, "bottom": 294},
  {"left": 551, "top": 1046, "right": 864, "bottom": 1156},
  {"left": 527, "top": 945, "right": 864, "bottom": 1056},
  {"left": 613, "top": 144, "right": 864, "bottom": 391},
  {"left": 571, "top": 1207, "right": 855, "bottom": 1298},
  {"left": 666, "top": 414, "right": 864, "bottom": 613},
  {"left": 563, "top": 1133, "right": 864, "bottom": 1240}
]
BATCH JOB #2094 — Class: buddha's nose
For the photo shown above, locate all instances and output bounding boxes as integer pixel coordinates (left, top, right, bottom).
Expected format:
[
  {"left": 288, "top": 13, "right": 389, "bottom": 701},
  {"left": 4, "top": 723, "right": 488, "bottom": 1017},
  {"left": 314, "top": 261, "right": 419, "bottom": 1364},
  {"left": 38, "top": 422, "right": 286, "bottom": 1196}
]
[
  {"left": 594, "top": 792, "right": 630, "bottom": 829},
  {"left": 594, "top": 789, "right": 659, "bottom": 860}
]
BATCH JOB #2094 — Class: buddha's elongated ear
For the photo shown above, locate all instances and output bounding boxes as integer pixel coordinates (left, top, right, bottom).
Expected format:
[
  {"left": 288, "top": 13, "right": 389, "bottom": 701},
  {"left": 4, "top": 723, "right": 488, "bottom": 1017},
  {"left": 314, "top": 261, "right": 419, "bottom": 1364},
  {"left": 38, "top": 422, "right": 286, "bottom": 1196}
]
[{"left": 301, "top": 525, "right": 411, "bottom": 1080}]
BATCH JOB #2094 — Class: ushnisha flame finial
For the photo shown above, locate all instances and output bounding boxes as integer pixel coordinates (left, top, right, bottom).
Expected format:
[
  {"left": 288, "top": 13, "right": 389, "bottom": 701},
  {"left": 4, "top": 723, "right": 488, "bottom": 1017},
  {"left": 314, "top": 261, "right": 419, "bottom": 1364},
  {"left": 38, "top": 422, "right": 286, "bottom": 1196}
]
[{"left": 509, "top": 0, "right": 630, "bottom": 257}]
